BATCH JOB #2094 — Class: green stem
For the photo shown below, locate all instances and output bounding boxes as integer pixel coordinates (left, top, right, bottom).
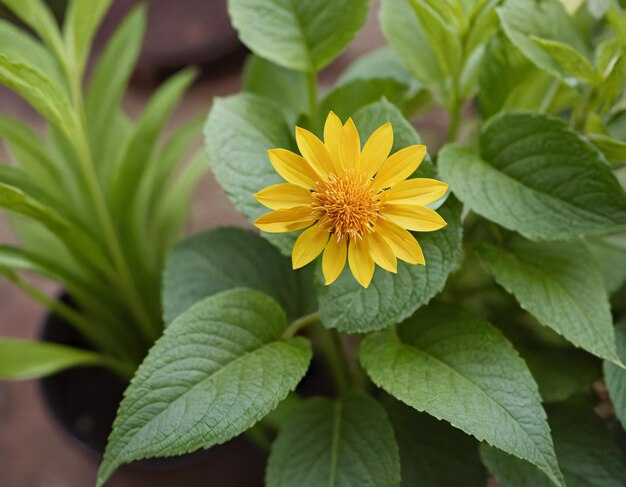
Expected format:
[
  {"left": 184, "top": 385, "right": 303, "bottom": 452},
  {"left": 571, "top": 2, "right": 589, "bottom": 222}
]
[
  {"left": 101, "top": 355, "right": 136, "bottom": 380},
  {"left": 306, "top": 70, "right": 319, "bottom": 131},
  {"left": 316, "top": 326, "right": 351, "bottom": 395},
  {"left": 446, "top": 96, "right": 462, "bottom": 143},
  {"left": 282, "top": 311, "right": 320, "bottom": 339}
]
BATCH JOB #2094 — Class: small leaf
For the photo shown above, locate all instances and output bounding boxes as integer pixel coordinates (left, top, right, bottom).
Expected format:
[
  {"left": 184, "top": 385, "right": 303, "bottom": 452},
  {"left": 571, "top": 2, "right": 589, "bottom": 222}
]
[
  {"left": 481, "top": 403, "right": 626, "bottom": 486},
  {"left": 604, "top": 319, "right": 626, "bottom": 431},
  {"left": 530, "top": 36, "right": 598, "bottom": 84},
  {"left": 382, "top": 396, "right": 485, "bottom": 487},
  {"left": 477, "top": 236, "right": 618, "bottom": 362},
  {"left": 360, "top": 303, "right": 564, "bottom": 487},
  {"left": 266, "top": 391, "right": 400, "bottom": 487},
  {"left": 162, "top": 227, "right": 315, "bottom": 324},
  {"left": 438, "top": 113, "right": 626, "bottom": 240},
  {"left": 97, "top": 288, "right": 312, "bottom": 486},
  {"left": 587, "top": 233, "right": 626, "bottom": 294},
  {"left": 588, "top": 133, "right": 626, "bottom": 166},
  {"left": 227, "top": 0, "right": 370, "bottom": 72},
  {"left": 0, "top": 338, "right": 106, "bottom": 380}
]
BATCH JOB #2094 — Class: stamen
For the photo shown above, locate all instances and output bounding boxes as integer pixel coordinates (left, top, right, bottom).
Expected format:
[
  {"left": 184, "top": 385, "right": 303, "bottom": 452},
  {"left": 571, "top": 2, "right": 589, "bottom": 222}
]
[{"left": 311, "top": 169, "right": 380, "bottom": 241}]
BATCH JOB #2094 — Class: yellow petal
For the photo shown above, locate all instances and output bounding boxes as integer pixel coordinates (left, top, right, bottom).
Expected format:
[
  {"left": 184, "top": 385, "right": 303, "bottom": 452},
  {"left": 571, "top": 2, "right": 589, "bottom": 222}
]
[
  {"left": 295, "top": 127, "right": 334, "bottom": 176},
  {"left": 348, "top": 237, "right": 375, "bottom": 288},
  {"left": 385, "top": 178, "right": 448, "bottom": 206},
  {"left": 268, "top": 149, "right": 320, "bottom": 189},
  {"left": 375, "top": 218, "right": 425, "bottom": 265},
  {"left": 371, "top": 145, "right": 427, "bottom": 190},
  {"left": 322, "top": 236, "right": 347, "bottom": 285},
  {"left": 365, "top": 231, "right": 397, "bottom": 273},
  {"left": 382, "top": 204, "right": 447, "bottom": 232},
  {"left": 361, "top": 122, "right": 393, "bottom": 179},
  {"left": 339, "top": 118, "right": 360, "bottom": 170},
  {"left": 324, "top": 111, "right": 343, "bottom": 172},
  {"left": 255, "top": 183, "right": 312, "bottom": 210},
  {"left": 254, "top": 206, "right": 315, "bottom": 233},
  {"left": 292, "top": 225, "right": 330, "bottom": 269}
]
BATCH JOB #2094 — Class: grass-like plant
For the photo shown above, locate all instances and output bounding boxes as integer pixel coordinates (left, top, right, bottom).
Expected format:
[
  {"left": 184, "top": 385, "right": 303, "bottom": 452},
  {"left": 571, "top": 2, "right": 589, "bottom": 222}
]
[{"left": 0, "top": 0, "right": 204, "bottom": 378}]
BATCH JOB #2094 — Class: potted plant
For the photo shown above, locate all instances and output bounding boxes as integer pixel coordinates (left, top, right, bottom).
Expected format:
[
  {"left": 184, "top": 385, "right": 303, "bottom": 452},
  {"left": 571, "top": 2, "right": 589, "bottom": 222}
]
[{"left": 0, "top": 0, "right": 205, "bottom": 458}]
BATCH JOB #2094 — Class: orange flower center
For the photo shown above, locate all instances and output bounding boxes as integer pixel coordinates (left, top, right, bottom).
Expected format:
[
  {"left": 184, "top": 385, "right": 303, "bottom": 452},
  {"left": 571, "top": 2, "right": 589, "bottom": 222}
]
[{"left": 312, "top": 169, "right": 380, "bottom": 241}]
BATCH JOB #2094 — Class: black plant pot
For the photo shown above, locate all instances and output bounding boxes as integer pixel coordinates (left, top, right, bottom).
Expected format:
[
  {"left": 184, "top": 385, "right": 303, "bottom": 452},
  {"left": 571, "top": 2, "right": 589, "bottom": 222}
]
[{"left": 37, "top": 295, "right": 266, "bottom": 484}]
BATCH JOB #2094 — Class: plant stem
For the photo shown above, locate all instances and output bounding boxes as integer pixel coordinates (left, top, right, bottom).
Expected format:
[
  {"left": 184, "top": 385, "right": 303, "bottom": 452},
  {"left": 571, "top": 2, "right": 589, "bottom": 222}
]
[
  {"left": 282, "top": 311, "right": 320, "bottom": 339},
  {"left": 316, "top": 326, "right": 351, "bottom": 395},
  {"left": 446, "top": 95, "right": 462, "bottom": 143},
  {"left": 306, "top": 70, "right": 319, "bottom": 132}
]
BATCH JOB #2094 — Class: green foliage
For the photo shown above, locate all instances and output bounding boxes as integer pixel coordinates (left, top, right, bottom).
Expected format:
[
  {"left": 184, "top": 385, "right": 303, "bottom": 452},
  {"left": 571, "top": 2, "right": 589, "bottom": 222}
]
[
  {"left": 360, "top": 303, "right": 563, "bottom": 486},
  {"left": 227, "top": 0, "right": 370, "bottom": 72},
  {"left": 604, "top": 319, "right": 626, "bottom": 430},
  {"left": 266, "top": 391, "right": 400, "bottom": 487},
  {"left": 481, "top": 403, "right": 626, "bottom": 486},
  {"left": 97, "top": 289, "right": 312, "bottom": 485},
  {"left": 439, "top": 113, "right": 626, "bottom": 241}
]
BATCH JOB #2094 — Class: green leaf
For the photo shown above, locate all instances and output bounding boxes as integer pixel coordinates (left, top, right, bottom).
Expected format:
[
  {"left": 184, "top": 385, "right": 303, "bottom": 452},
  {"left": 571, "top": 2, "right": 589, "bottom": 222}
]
[
  {"left": 0, "top": 0, "right": 66, "bottom": 62},
  {"left": 162, "top": 227, "right": 314, "bottom": 324},
  {"left": 97, "top": 288, "right": 312, "bottom": 486},
  {"left": 498, "top": 0, "right": 590, "bottom": 79},
  {"left": 587, "top": 234, "right": 626, "bottom": 294},
  {"left": 604, "top": 319, "right": 626, "bottom": 431},
  {"left": 63, "top": 0, "right": 112, "bottom": 75},
  {"left": 86, "top": 4, "right": 146, "bottom": 169},
  {"left": 318, "top": 197, "right": 462, "bottom": 333},
  {"left": 382, "top": 396, "right": 485, "bottom": 487},
  {"left": 338, "top": 47, "right": 421, "bottom": 92},
  {"left": 481, "top": 403, "right": 626, "bottom": 486},
  {"left": 529, "top": 36, "right": 598, "bottom": 84},
  {"left": 227, "top": 0, "right": 370, "bottom": 72},
  {"left": 0, "top": 53, "right": 74, "bottom": 137},
  {"left": 109, "top": 68, "right": 196, "bottom": 218},
  {"left": 359, "top": 303, "right": 564, "bottom": 487},
  {"left": 319, "top": 78, "right": 410, "bottom": 123},
  {"left": 408, "top": 0, "right": 462, "bottom": 78},
  {"left": 0, "top": 338, "right": 106, "bottom": 380},
  {"left": 438, "top": 113, "right": 626, "bottom": 240},
  {"left": 266, "top": 391, "right": 400, "bottom": 487},
  {"left": 243, "top": 54, "right": 308, "bottom": 124},
  {"left": 588, "top": 133, "right": 626, "bottom": 166},
  {"left": 380, "top": 0, "right": 441, "bottom": 86},
  {"left": 204, "top": 93, "right": 295, "bottom": 254},
  {"left": 477, "top": 236, "right": 618, "bottom": 362}
]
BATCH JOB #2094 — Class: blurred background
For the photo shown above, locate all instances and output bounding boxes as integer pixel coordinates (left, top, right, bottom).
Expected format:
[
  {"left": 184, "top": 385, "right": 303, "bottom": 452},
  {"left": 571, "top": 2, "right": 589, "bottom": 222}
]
[{"left": 0, "top": 0, "right": 439, "bottom": 485}]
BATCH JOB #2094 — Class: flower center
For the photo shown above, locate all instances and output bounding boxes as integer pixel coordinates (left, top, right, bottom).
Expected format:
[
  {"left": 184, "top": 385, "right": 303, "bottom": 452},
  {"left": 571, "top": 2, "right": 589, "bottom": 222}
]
[{"left": 311, "top": 169, "right": 380, "bottom": 241}]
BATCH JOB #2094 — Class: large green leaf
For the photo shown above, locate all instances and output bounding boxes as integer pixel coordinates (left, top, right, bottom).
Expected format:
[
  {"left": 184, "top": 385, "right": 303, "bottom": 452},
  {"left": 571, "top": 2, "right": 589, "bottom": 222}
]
[
  {"left": 266, "top": 391, "right": 400, "bottom": 487},
  {"left": 382, "top": 396, "right": 485, "bottom": 487},
  {"left": 227, "top": 0, "right": 370, "bottom": 72},
  {"left": 587, "top": 233, "right": 626, "bottom": 295},
  {"left": 97, "top": 289, "right": 312, "bottom": 486},
  {"left": 318, "top": 197, "right": 461, "bottom": 333},
  {"left": 338, "top": 47, "right": 420, "bottom": 91},
  {"left": 380, "top": 0, "right": 441, "bottom": 86},
  {"left": 477, "top": 236, "right": 618, "bottom": 362},
  {"left": 205, "top": 93, "right": 296, "bottom": 254},
  {"left": 359, "top": 303, "right": 564, "bottom": 487},
  {"left": 438, "top": 113, "right": 626, "bottom": 240},
  {"left": 162, "top": 227, "right": 314, "bottom": 324},
  {"left": 0, "top": 338, "right": 106, "bottom": 380},
  {"left": 481, "top": 403, "right": 626, "bottom": 486},
  {"left": 604, "top": 319, "right": 626, "bottom": 430},
  {"left": 498, "top": 0, "right": 590, "bottom": 79},
  {"left": 242, "top": 54, "right": 308, "bottom": 124}
]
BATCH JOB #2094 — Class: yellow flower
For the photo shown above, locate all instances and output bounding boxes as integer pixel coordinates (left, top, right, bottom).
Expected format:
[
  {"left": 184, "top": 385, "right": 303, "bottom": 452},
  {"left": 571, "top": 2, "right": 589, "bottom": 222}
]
[{"left": 254, "top": 111, "right": 448, "bottom": 288}]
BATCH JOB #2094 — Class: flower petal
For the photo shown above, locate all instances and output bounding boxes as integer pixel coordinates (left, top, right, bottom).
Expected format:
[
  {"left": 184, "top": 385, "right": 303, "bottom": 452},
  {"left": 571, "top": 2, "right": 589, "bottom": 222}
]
[
  {"left": 268, "top": 149, "right": 320, "bottom": 188},
  {"left": 255, "top": 183, "right": 312, "bottom": 210},
  {"left": 361, "top": 122, "right": 393, "bottom": 179},
  {"left": 385, "top": 178, "right": 448, "bottom": 206},
  {"left": 254, "top": 206, "right": 315, "bottom": 233},
  {"left": 365, "top": 231, "right": 397, "bottom": 273},
  {"left": 375, "top": 218, "right": 425, "bottom": 265},
  {"left": 339, "top": 118, "right": 360, "bottom": 170},
  {"left": 382, "top": 204, "right": 447, "bottom": 232},
  {"left": 371, "top": 145, "right": 427, "bottom": 190},
  {"left": 295, "top": 127, "right": 334, "bottom": 176},
  {"left": 322, "top": 236, "right": 347, "bottom": 285},
  {"left": 324, "top": 111, "right": 343, "bottom": 172},
  {"left": 292, "top": 225, "right": 330, "bottom": 269},
  {"left": 348, "top": 237, "right": 375, "bottom": 288}
]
